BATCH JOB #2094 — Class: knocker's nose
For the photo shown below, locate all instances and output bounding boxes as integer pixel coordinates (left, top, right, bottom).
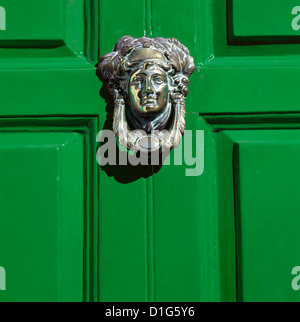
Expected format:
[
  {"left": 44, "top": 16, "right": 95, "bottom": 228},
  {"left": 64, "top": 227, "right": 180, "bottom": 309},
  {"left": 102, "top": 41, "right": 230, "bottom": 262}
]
[
  {"left": 143, "top": 77, "right": 154, "bottom": 95},
  {"left": 143, "top": 86, "right": 154, "bottom": 95}
]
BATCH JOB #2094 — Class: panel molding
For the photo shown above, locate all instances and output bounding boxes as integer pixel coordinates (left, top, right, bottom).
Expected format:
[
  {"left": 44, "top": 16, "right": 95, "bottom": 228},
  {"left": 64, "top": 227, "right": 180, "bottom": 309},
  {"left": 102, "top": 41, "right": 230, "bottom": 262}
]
[
  {"left": 0, "top": 116, "right": 99, "bottom": 302},
  {"left": 203, "top": 113, "right": 300, "bottom": 131},
  {"left": 201, "top": 113, "right": 300, "bottom": 302},
  {"left": 0, "top": 0, "right": 99, "bottom": 69}
]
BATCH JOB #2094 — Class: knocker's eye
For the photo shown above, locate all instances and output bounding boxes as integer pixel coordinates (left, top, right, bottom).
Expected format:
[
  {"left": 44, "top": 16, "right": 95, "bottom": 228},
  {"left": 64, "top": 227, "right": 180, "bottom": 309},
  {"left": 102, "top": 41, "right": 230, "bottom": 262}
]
[
  {"left": 153, "top": 76, "right": 164, "bottom": 85},
  {"left": 132, "top": 77, "right": 144, "bottom": 86}
]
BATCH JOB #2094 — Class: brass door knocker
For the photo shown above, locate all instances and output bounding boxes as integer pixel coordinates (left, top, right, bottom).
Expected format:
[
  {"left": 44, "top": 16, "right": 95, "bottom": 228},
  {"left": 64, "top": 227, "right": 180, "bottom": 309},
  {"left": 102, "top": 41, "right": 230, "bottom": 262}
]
[{"left": 98, "top": 36, "right": 195, "bottom": 153}]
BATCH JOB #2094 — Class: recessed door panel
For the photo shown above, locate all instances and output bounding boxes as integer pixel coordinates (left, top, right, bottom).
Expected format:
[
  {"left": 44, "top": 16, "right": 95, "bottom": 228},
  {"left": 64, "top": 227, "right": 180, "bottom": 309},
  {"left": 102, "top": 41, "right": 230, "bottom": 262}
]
[
  {"left": 229, "top": 0, "right": 300, "bottom": 40},
  {"left": 228, "top": 130, "right": 300, "bottom": 302},
  {"left": 0, "top": 132, "right": 84, "bottom": 302}
]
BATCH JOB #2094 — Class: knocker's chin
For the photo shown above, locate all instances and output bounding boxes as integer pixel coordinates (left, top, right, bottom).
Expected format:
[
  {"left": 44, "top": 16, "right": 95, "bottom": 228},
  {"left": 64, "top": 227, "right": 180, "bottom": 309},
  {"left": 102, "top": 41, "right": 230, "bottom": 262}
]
[{"left": 126, "top": 101, "right": 173, "bottom": 135}]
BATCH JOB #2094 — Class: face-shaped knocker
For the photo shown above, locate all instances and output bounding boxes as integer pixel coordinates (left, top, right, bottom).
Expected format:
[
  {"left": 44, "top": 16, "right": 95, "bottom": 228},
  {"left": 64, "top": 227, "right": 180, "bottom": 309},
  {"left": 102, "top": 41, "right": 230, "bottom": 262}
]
[{"left": 98, "top": 36, "right": 195, "bottom": 153}]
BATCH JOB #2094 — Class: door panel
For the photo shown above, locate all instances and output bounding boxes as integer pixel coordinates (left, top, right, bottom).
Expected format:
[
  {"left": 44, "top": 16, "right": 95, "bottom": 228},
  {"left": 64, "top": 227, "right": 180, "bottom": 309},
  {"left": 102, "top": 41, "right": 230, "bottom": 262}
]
[
  {"left": 207, "top": 116, "right": 300, "bottom": 302},
  {"left": 0, "top": 0, "right": 64, "bottom": 42},
  {"left": 97, "top": 0, "right": 300, "bottom": 302},
  {"left": 0, "top": 0, "right": 99, "bottom": 302},
  {"left": 229, "top": 0, "right": 300, "bottom": 40},
  {"left": 0, "top": 132, "right": 84, "bottom": 302},
  {"left": 0, "top": 118, "right": 98, "bottom": 302},
  {"left": 232, "top": 130, "right": 300, "bottom": 302}
]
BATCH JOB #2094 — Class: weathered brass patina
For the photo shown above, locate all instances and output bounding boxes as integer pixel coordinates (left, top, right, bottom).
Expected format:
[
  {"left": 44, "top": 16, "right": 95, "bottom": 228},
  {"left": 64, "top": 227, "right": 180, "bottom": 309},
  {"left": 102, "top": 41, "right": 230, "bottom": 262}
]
[{"left": 98, "top": 36, "right": 195, "bottom": 152}]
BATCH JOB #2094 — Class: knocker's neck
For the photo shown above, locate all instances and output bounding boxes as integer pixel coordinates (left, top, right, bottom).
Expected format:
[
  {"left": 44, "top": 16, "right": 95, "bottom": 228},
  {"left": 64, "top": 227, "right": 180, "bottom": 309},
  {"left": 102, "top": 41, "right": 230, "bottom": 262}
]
[{"left": 125, "top": 101, "right": 173, "bottom": 134}]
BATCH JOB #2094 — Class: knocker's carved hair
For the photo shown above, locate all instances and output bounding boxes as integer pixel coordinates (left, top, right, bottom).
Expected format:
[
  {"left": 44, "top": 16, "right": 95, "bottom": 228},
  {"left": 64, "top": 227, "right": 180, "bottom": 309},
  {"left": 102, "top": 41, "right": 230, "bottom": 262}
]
[{"left": 98, "top": 36, "right": 196, "bottom": 97}]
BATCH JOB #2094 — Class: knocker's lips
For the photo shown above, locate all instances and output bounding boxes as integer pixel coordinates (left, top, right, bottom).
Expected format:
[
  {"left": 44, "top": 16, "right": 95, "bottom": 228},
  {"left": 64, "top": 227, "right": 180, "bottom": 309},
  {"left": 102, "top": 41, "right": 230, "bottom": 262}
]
[
  {"left": 141, "top": 95, "right": 158, "bottom": 107},
  {"left": 142, "top": 98, "right": 156, "bottom": 104}
]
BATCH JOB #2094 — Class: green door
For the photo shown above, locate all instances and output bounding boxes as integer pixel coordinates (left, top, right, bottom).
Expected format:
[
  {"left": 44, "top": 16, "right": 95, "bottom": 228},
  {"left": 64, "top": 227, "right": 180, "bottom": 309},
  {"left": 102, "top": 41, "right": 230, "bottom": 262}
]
[{"left": 1, "top": 0, "right": 300, "bottom": 302}]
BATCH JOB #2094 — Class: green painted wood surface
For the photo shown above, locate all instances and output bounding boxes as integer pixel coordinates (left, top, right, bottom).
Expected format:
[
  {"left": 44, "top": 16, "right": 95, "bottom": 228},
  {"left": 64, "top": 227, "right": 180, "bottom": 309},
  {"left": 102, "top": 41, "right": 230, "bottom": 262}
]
[
  {"left": 0, "top": 0, "right": 300, "bottom": 302},
  {"left": 0, "top": 118, "right": 99, "bottom": 302},
  {"left": 0, "top": 132, "right": 84, "bottom": 302},
  {"left": 206, "top": 115, "right": 300, "bottom": 302},
  {"left": 230, "top": 0, "right": 300, "bottom": 38},
  {"left": 0, "top": 0, "right": 63, "bottom": 41},
  {"left": 230, "top": 130, "right": 300, "bottom": 302}
]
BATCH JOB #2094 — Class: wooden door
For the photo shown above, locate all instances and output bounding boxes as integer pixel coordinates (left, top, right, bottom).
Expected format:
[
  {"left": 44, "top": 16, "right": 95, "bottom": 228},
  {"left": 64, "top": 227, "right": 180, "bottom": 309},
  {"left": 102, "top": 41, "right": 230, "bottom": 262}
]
[{"left": 1, "top": 0, "right": 300, "bottom": 302}]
